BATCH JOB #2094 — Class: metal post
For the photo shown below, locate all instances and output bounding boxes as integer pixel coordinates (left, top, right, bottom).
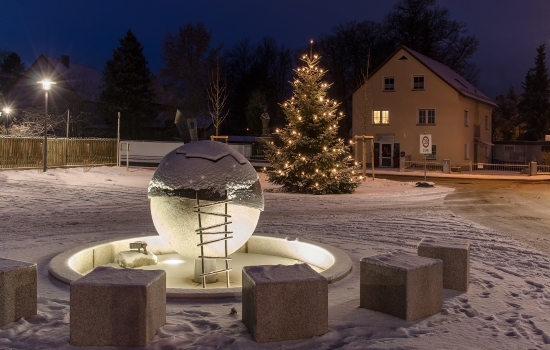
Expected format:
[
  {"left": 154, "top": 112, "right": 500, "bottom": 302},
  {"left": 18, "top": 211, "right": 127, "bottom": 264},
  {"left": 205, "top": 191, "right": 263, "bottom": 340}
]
[
  {"left": 66, "top": 109, "right": 70, "bottom": 139},
  {"left": 424, "top": 154, "right": 427, "bottom": 182},
  {"left": 362, "top": 138, "right": 367, "bottom": 177},
  {"left": 117, "top": 112, "right": 121, "bottom": 167},
  {"left": 371, "top": 139, "right": 375, "bottom": 180},
  {"left": 126, "top": 143, "right": 129, "bottom": 172},
  {"left": 225, "top": 191, "right": 230, "bottom": 288},
  {"left": 43, "top": 91, "right": 48, "bottom": 172},
  {"left": 196, "top": 192, "right": 206, "bottom": 288}
]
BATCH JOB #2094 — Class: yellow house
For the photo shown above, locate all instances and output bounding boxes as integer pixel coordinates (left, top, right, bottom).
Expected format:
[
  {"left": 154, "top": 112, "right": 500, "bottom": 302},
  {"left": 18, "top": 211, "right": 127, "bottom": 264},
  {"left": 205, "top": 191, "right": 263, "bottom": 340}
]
[{"left": 352, "top": 46, "right": 497, "bottom": 168}]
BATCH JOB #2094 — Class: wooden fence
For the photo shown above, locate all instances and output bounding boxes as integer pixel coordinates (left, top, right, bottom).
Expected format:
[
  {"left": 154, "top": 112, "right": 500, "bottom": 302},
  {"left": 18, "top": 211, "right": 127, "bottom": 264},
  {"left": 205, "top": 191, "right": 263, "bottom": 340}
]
[{"left": 0, "top": 137, "right": 117, "bottom": 169}]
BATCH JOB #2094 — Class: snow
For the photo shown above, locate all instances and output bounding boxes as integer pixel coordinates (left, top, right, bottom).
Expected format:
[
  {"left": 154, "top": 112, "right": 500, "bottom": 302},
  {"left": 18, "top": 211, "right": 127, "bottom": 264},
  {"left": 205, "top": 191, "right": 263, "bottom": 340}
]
[
  {"left": 361, "top": 251, "right": 442, "bottom": 270},
  {"left": 115, "top": 251, "right": 158, "bottom": 268},
  {"left": 150, "top": 140, "right": 263, "bottom": 211},
  {"left": 2, "top": 166, "right": 550, "bottom": 349}
]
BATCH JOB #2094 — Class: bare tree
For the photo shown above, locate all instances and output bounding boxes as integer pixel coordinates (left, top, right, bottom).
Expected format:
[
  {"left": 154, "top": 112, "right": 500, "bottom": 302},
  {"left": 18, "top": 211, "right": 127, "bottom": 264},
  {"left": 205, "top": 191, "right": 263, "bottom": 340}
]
[
  {"left": 207, "top": 59, "right": 229, "bottom": 136},
  {"left": 8, "top": 106, "right": 64, "bottom": 137}
]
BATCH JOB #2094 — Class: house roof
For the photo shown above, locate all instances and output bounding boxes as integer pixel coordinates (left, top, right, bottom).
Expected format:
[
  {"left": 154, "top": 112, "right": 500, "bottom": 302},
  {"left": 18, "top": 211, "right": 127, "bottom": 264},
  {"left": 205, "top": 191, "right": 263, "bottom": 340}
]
[
  {"left": 42, "top": 55, "right": 102, "bottom": 102},
  {"left": 363, "top": 45, "right": 497, "bottom": 107}
]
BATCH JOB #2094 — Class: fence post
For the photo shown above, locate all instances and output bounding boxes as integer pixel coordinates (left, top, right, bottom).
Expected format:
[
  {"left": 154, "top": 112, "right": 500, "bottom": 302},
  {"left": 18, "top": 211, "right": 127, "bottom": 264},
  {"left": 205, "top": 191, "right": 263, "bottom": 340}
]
[
  {"left": 530, "top": 161, "right": 537, "bottom": 176},
  {"left": 469, "top": 162, "right": 472, "bottom": 174}
]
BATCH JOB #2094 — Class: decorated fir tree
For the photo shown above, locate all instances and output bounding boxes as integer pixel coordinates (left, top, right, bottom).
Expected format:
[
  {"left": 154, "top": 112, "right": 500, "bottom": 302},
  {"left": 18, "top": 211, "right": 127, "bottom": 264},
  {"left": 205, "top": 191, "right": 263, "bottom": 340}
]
[{"left": 264, "top": 48, "right": 361, "bottom": 194}]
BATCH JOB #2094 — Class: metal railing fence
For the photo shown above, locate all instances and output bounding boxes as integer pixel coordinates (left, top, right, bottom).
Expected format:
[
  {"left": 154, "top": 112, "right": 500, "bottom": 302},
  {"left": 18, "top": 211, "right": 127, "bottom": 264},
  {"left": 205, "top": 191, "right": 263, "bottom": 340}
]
[
  {"left": 403, "top": 160, "right": 531, "bottom": 175},
  {"left": 0, "top": 136, "right": 117, "bottom": 169}
]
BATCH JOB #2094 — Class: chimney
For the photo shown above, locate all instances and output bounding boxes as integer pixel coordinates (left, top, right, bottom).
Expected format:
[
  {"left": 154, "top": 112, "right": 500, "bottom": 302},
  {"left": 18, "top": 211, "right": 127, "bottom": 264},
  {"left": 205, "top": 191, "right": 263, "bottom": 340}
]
[{"left": 61, "top": 55, "right": 69, "bottom": 68}]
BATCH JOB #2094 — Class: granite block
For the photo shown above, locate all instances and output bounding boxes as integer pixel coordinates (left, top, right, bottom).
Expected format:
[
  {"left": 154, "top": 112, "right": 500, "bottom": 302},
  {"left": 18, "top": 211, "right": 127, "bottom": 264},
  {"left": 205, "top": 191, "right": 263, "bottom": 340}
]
[
  {"left": 0, "top": 258, "right": 37, "bottom": 326},
  {"left": 360, "top": 251, "right": 442, "bottom": 321},
  {"left": 242, "top": 264, "right": 328, "bottom": 343},
  {"left": 417, "top": 237, "right": 470, "bottom": 291},
  {"left": 70, "top": 266, "right": 166, "bottom": 347}
]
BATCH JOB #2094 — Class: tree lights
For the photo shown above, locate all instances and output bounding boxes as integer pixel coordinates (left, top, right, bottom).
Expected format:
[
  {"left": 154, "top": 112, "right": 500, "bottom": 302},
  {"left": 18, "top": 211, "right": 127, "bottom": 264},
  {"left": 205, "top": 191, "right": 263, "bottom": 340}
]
[{"left": 263, "top": 46, "right": 360, "bottom": 194}]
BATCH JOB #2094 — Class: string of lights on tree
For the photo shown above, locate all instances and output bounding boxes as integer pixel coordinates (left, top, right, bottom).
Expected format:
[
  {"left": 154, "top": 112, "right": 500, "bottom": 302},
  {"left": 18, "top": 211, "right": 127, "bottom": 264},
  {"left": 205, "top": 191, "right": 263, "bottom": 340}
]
[{"left": 264, "top": 42, "right": 361, "bottom": 194}]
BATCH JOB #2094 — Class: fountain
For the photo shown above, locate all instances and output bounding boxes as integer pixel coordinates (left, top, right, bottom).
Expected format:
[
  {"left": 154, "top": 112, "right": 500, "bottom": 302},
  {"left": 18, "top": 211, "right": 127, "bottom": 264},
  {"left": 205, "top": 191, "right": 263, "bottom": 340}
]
[{"left": 49, "top": 141, "right": 352, "bottom": 298}]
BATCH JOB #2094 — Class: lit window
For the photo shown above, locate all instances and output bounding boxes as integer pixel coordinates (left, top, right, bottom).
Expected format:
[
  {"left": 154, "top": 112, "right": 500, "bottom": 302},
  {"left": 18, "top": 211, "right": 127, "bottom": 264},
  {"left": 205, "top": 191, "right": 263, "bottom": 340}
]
[
  {"left": 418, "top": 109, "right": 435, "bottom": 124},
  {"left": 413, "top": 75, "right": 424, "bottom": 90},
  {"left": 464, "top": 110, "right": 469, "bottom": 126},
  {"left": 384, "top": 77, "right": 394, "bottom": 91},
  {"left": 373, "top": 110, "right": 389, "bottom": 124},
  {"left": 485, "top": 115, "right": 489, "bottom": 130}
]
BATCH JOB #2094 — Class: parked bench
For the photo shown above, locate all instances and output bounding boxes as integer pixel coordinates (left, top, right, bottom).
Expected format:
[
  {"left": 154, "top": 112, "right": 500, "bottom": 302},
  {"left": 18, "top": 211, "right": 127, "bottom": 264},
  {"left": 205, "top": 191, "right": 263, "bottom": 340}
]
[
  {"left": 360, "top": 251, "right": 442, "bottom": 321},
  {"left": 0, "top": 258, "right": 37, "bottom": 326},
  {"left": 70, "top": 266, "right": 166, "bottom": 347},
  {"left": 242, "top": 264, "right": 328, "bottom": 343}
]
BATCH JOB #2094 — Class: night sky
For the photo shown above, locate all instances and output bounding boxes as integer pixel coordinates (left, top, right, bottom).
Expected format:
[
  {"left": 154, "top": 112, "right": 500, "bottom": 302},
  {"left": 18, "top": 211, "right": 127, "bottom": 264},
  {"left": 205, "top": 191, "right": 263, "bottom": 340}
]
[{"left": 2, "top": 0, "right": 549, "bottom": 99}]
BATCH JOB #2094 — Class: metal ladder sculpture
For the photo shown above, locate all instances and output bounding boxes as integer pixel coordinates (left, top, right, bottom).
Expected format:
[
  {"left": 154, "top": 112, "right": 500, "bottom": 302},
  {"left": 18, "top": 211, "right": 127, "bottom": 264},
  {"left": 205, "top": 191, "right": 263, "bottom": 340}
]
[{"left": 194, "top": 191, "right": 233, "bottom": 288}]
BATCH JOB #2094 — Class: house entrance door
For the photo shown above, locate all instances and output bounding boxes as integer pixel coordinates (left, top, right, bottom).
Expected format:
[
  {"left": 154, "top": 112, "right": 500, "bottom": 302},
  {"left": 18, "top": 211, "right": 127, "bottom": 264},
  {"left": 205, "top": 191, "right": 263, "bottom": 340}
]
[{"left": 381, "top": 143, "right": 392, "bottom": 167}]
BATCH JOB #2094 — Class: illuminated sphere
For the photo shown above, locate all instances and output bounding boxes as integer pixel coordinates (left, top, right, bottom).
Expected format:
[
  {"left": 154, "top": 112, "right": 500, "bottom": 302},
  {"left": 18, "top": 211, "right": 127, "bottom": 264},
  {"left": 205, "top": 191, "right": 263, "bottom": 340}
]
[{"left": 148, "top": 141, "right": 264, "bottom": 259}]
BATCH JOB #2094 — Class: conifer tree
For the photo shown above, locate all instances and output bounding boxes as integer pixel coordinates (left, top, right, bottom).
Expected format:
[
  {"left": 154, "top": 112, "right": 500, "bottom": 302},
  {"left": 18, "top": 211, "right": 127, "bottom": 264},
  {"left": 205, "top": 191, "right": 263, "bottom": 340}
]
[
  {"left": 519, "top": 44, "right": 550, "bottom": 140},
  {"left": 264, "top": 49, "right": 361, "bottom": 194},
  {"left": 100, "top": 30, "right": 157, "bottom": 139}
]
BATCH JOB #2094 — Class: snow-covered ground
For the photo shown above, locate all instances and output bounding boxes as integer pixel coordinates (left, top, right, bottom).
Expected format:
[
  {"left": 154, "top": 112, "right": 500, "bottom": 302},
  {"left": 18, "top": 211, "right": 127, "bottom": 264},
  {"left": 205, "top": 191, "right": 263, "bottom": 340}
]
[{"left": 1, "top": 166, "right": 550, "bottom": 349}]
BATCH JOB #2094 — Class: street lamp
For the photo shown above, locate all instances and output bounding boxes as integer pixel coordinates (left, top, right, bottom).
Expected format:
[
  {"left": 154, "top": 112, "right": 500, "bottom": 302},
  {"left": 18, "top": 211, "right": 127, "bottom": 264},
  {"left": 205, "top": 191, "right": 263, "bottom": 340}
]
[
  {"left": 2, "top": 107, "right": 11, "bottom": 135},
  {"left": 38, "top": 79, "right": 55, "bottom": 172}
]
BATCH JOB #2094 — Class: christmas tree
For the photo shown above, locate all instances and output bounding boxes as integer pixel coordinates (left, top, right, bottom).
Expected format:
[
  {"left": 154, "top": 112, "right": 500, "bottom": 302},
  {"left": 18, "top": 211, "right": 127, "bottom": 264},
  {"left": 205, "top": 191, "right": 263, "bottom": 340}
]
[{"left": 264, "top": 47, "right": 361, "bottom": 194}]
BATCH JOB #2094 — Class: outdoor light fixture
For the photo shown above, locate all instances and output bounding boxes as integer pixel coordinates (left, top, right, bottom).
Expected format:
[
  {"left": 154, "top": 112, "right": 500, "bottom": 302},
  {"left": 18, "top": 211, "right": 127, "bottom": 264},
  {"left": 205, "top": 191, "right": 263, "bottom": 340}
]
[
  {"left": 2, "top": 107, "right": 11, "bottom": 135},
  {"left": 38, "top": 79, "right": 56, "bottom": 172}
]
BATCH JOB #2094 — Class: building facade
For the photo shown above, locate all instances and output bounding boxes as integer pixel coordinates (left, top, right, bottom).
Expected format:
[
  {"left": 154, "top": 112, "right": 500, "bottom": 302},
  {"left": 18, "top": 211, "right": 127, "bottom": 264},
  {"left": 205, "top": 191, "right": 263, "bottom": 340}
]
[{"left": 352, "top": 46, "right": 497, "bottom": 167}]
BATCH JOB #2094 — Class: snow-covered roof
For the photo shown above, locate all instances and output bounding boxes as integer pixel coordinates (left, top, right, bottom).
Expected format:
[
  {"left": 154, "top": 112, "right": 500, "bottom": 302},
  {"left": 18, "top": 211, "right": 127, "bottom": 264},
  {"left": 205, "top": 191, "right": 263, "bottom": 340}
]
[
  {"left": 402, "top": 47, "right": 497, "bottom": 107},
  {"left": 43, "top": 55, "right": 102, "bottom": 102}
]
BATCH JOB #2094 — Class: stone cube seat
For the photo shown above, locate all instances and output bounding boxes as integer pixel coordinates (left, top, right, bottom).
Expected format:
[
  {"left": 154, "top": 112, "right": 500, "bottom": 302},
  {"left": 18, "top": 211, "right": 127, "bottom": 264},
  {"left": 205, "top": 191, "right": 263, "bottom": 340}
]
[
  {"left": 360, "top": 251, "right": 442, "bottom": 321},
  {"left": 70, "top": 266, "right": 166, "bottom": 347},
  {"left": 0, "top": 258, "right": 37, "bottom": 326},
  {"left": 242, "top": 263, "right": 328, "bottom": 343},
  {"left": 417, "top": 236, "right": 470, "bottom": 292}
]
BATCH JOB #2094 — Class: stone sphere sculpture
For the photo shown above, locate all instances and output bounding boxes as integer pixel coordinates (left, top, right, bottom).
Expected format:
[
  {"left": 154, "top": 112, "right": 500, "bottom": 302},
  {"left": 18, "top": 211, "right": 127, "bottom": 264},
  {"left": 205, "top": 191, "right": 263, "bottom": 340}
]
[{"left": 148, "top": 140, "right": 264, "bottom": 259}]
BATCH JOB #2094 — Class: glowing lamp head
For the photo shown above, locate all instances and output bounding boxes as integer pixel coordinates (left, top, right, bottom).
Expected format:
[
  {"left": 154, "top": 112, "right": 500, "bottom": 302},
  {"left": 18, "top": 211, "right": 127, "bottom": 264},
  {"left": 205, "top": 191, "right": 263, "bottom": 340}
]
[
  {"left": 38, "top": 79, "right": 55, "bottom": 91},
  {"left": 3, "top": 107, "right": 11, "bottom": 114}
]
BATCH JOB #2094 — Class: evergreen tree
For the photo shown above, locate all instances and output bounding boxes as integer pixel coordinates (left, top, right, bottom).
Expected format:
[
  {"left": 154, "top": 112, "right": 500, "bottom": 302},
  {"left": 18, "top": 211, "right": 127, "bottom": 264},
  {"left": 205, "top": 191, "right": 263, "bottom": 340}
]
[
  {"left": 0, "top": 52, "right": 25, "bottom": 96},
  {"left": 519, "top": 44, "right": 550, "bottom": 141},
  {"left": 264, "top": 51, "right": 361, "bottom": 194},
  {"left": 100, "top": 30, "right": 157, "bottom": 140},
  {"left": 493, "top": 86, "right": 522, "bottom": 141}
]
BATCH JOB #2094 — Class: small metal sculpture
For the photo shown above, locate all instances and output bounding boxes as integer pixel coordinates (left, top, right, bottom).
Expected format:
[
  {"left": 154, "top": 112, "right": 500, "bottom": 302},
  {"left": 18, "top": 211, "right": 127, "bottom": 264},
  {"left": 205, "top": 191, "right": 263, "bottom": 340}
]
[{"left": 129, "top": 241, "right": 148, "bottom": 255}]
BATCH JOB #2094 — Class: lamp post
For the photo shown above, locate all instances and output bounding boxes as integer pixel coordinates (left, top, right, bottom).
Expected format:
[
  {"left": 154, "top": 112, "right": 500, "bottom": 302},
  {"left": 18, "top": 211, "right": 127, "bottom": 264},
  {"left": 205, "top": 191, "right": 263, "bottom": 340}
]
[
  {"left": 38, "top": 79, "right": 55, "bottom": 172},
  {"left": 2, "top": 107, "right": 11, "bottom": 135}
]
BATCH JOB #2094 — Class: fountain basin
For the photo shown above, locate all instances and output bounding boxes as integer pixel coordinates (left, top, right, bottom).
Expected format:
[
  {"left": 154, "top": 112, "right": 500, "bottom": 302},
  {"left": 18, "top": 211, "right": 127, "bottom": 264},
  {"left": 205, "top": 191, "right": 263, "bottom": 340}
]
[{"left": 49, "top": 235, "right": 352, "bottom": 299}]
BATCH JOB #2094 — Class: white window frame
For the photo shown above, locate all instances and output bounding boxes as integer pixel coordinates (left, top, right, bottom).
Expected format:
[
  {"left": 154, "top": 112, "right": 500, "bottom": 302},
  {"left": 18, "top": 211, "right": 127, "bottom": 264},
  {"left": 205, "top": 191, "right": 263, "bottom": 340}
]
[
  {"left": 383, "top": 77, "right": 394, "bottom": 91},
  {"left": 413, "top": 75, "right": 425, "bottom": 90},
  {"left": 373, "top": 110, "right": 389, "bottom": 124},
  {"left": 485, "top": 115, "right": 489, "bottom": 130},
  {"left": 464, "top": 110, "right": 469, "bottom": 126},
  {"left": 418, "top": 109, "right": 436, "bottom": 124},
  {"left": 464, "top": 143, "right": 469, "bottom": 160}
]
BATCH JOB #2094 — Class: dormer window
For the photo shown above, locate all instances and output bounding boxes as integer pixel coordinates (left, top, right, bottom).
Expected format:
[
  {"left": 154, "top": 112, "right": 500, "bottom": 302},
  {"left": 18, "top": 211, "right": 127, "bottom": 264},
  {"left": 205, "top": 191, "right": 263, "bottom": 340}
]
[
  {"left": 413, "top": 75, "right": 424, "bottom": 90},
  {"left": 384, "top": 77, "right": 394, "bottom": 91}
]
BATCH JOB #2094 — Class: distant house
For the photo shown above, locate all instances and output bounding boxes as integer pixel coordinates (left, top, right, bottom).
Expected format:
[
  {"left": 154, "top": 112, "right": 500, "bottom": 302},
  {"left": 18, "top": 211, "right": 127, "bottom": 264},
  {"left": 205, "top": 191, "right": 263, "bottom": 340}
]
[
  {"left": 352, "top": 46, "right": 497, "bottom": 167},
  {"left": 7, "top": 55, "right": 104, "bottom": 136},
  {"left": 8, "top": 54, "right": 102, "bottom": 109}
]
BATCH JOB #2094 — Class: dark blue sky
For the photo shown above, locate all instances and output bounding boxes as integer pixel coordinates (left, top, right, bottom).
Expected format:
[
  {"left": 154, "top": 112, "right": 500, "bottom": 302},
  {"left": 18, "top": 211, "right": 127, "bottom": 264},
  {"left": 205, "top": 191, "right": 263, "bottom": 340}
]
[{"left": 2, "top": 0, "right": 549, "bottom": 99}]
